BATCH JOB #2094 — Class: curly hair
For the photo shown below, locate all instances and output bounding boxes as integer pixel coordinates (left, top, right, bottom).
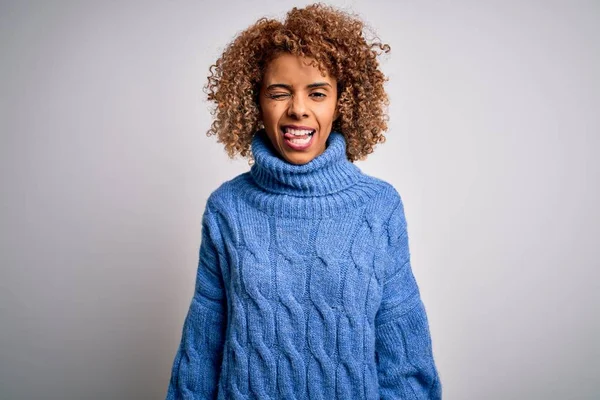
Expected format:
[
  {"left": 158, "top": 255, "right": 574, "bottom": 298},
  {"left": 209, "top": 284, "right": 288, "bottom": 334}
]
[{"left": 205, "top": 3, "right": 391, "bottom": 163}]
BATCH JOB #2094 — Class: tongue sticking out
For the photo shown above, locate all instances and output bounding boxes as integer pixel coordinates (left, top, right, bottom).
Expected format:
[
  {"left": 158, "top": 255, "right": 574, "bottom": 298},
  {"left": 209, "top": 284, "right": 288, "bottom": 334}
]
[{"left": 284, "top": 131, "right": 314, "bottom": 140}]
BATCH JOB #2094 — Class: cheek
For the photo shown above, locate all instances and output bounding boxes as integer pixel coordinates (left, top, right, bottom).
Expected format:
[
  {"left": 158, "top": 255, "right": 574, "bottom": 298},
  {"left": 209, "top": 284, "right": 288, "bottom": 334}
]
[
  {"left": 262, "top": 104, "right": 284, "bottom": 124},
  {"left": 316, "top": 103, "right": 337, "bottom": 124}
]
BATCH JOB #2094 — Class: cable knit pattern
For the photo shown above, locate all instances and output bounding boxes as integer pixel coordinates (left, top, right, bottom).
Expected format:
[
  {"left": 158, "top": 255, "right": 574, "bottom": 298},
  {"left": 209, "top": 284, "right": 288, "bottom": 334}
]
[{"left": 166, "top": 129, "right": 441, "bottom": 399}]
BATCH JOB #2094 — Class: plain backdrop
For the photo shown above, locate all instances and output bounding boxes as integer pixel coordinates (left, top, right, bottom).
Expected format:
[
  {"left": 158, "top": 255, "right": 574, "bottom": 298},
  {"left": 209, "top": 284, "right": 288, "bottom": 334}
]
[{"left": 1, "top": 1, "right": 598, "bottom": 399}]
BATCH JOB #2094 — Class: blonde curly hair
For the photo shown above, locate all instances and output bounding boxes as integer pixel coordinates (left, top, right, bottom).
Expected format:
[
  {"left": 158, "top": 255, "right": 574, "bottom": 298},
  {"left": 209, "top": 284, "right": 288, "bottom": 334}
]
[{"left": 205, "top": 3, "right": 391, "bottom": 163}]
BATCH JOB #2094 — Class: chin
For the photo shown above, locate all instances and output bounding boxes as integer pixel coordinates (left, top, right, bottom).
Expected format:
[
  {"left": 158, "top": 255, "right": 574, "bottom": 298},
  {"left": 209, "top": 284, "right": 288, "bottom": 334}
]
[{"left": 284, "top": 152, "right": 314, "bottom": 165}]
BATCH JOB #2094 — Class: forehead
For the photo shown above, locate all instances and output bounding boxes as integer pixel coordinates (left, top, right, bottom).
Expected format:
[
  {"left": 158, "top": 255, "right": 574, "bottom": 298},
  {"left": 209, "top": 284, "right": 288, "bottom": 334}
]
[{"left": 263, "top": 53, "right": 335, "bottom": 84}]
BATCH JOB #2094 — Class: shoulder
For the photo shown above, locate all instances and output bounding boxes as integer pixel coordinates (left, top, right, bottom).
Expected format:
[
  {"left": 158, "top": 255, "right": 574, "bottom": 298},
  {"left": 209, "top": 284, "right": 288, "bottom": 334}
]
[
  {"left": 199, "top": 173, "right": 249, "bottom": 246},
  {"left": 363, "top": 175, "right": 409, "bottom": 236},
  {"left": 204, "top": 172, "right": 251, "bottom": 215},
  {"left": 359, "top": 172, "right": 404, "bottom": 218}
]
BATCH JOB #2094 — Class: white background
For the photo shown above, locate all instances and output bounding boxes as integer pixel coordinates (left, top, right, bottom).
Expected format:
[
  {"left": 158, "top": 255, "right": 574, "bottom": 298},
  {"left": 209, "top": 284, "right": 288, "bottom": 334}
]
[{"left": 1, "top": 1, "right": 598, "bottom": 399}]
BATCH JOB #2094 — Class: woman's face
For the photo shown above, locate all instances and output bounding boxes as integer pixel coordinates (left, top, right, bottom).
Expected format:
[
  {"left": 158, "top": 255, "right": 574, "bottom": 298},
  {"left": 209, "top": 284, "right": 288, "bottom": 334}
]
[{"left": 258, "top": 53, "right": 338, "bottom": 165}]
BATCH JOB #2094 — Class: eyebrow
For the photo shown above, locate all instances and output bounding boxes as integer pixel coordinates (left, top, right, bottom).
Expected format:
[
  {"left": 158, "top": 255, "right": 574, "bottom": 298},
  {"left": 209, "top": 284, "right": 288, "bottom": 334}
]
[{"left": 265, "top": 82, "right": 332, "bottom": 91}]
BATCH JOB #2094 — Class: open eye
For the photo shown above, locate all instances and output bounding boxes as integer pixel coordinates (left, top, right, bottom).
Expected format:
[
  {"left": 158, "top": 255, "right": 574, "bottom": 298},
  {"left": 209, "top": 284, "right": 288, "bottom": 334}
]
[{"left": 310, "top": 92, "right": 326, "bottom": 98}]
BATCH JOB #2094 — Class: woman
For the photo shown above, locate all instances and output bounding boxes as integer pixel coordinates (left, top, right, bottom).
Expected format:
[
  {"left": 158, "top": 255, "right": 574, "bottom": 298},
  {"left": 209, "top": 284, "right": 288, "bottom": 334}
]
[{"left": 166, "top": 3, "right": 442, "bottom": 399}]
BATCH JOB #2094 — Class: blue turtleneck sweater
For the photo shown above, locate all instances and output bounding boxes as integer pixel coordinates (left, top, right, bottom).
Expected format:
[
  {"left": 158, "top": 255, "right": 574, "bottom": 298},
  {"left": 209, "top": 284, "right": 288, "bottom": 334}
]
[{"left": 166, "top": 130, "right": 441, "bottom": 399}]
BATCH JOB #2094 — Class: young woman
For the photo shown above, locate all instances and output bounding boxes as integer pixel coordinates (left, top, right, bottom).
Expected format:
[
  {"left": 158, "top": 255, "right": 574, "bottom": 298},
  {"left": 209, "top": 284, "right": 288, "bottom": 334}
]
[{"left": 166, "top": 4, "right": 441, "bottom": 399}]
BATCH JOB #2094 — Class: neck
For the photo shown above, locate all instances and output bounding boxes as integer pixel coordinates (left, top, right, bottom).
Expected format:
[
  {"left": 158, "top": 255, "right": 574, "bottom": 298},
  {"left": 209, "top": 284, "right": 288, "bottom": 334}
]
[{"left": 249, "top": 129, "right": 363, "bottom": 197}]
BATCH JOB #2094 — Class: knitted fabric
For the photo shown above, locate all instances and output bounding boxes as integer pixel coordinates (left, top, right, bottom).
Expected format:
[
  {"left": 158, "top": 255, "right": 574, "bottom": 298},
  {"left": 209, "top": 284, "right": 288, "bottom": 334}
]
[{"left": 166, "top": 129, "right": 441, "bottom": 399}]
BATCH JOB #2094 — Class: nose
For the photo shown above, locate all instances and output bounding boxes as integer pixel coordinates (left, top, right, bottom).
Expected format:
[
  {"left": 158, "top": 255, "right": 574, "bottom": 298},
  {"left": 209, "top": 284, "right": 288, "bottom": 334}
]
[{"left": 287, "top": 95, "right": 308, "bottom": 118}]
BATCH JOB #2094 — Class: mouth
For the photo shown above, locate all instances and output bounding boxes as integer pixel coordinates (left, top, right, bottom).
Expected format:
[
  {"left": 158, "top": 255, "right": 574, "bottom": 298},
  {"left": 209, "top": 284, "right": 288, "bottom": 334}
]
[{"left": 280, "top": 125, "right": 316, "bottom": 149}]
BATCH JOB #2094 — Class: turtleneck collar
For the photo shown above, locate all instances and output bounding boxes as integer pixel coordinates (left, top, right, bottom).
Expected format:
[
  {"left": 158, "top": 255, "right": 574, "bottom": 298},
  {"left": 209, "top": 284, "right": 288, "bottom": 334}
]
[{"left": 249, "top": 129, "right": 363, "bottom": 197}]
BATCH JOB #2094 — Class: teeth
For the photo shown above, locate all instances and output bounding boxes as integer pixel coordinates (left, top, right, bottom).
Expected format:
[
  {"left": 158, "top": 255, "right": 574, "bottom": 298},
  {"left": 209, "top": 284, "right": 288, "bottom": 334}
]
[
  {"left": 289, "top": 136, "right": 312, "bottom": 145},
  {"left": 284, "top": 128, "right": 314, "bottom": 136}
]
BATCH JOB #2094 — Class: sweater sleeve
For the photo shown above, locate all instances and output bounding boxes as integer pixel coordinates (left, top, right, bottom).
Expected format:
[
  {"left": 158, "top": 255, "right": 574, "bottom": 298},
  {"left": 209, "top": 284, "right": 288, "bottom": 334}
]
[
  {"left": 375, "top": 194, "right": 442, "bottom": 399},
  {"left": 166, "top": 201, "right": 228, "bottom": 400}
]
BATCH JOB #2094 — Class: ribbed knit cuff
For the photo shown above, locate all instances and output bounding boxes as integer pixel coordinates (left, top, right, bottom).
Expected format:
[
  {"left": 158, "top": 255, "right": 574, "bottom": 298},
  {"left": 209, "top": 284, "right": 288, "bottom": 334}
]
[{"left": 376, "top": 299, "right": 441, "bottom": 400}]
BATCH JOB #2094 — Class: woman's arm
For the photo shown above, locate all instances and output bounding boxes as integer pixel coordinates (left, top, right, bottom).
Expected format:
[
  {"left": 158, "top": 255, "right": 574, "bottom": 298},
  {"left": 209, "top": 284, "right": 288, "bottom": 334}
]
[
  {"left": 375, "top": 194, "right": 442, "bottom": 399},
  {"left": 166, "top": 201, "right": 227, "bottom": 400}
]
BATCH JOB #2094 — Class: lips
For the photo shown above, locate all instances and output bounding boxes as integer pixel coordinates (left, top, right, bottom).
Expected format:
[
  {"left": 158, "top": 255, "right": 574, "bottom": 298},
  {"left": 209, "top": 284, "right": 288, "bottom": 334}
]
[{"left": 282, "top": 124, "right": 315, "bottom": 131}]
